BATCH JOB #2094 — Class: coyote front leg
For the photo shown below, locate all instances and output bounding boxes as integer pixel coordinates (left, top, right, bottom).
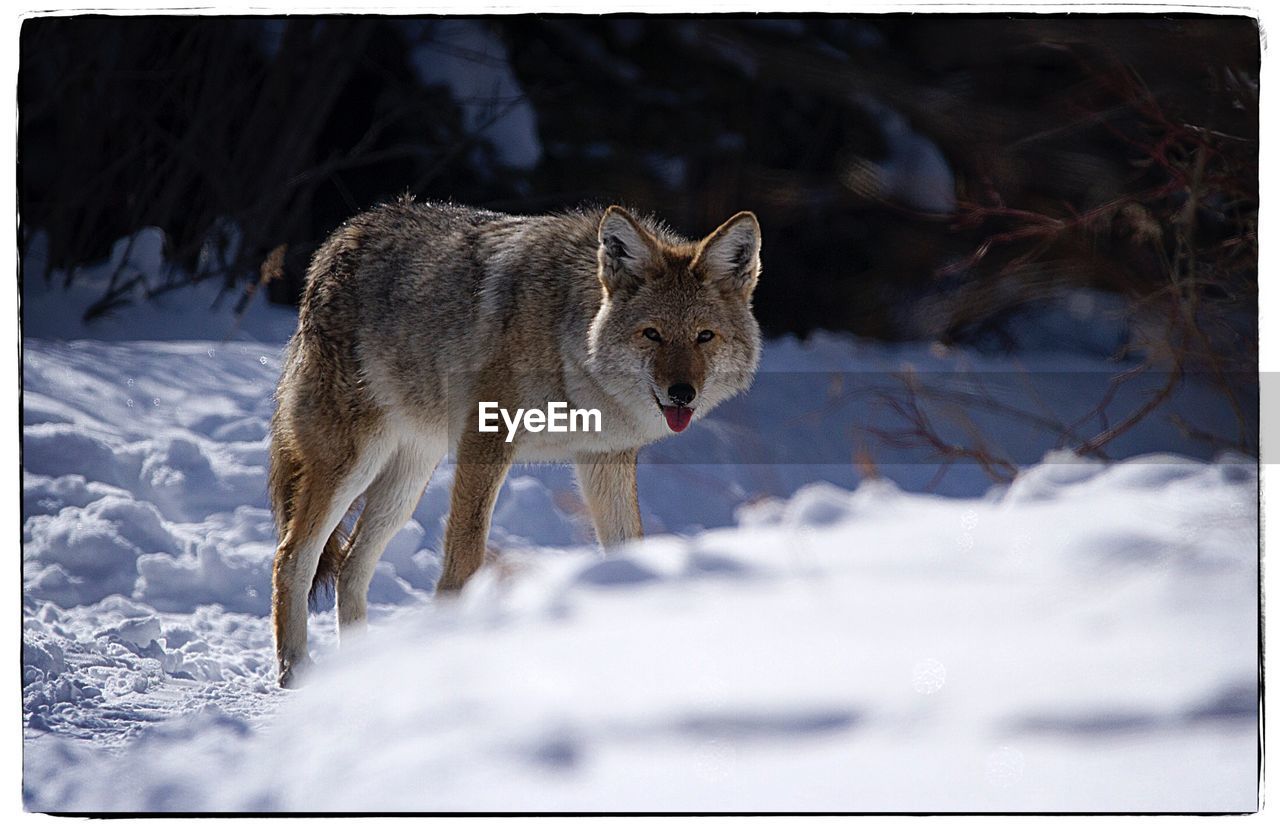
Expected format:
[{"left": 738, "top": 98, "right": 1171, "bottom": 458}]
[
  {"left": 575, "top": 448, "right": 642, "bottom": 546},
  {"left": 437, "top": 428, "right": 515, "bottom": 594}
]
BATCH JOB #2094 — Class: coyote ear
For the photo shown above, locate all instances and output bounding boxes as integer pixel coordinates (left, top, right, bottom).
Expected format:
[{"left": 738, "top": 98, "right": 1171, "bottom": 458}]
[
  {"left": 694, "top": 211, "right": 761, "bottom": 297},
  {"left": 598, "top": 206, "right": 657, "bottom": 295}
]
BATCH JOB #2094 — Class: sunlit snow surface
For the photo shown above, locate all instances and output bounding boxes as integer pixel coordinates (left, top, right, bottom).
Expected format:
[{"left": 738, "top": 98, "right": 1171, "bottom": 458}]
[{"left": 21, "top": 261, "right": 1257, "bottom": 812}]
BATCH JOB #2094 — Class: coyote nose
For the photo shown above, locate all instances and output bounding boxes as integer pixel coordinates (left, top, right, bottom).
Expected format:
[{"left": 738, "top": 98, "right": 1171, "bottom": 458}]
[{"left": 668, "top": 383, "right": 696, "bottom": 406}]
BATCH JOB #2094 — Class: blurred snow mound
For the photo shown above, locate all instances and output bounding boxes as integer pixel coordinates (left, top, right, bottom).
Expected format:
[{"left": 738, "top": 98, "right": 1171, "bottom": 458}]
[{"left": 21, "top": 313, "right": 1257, "bottom": 812}]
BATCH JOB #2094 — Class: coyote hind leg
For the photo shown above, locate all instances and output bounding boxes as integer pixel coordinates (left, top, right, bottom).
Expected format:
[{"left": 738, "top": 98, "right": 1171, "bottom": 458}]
[
  {"left": 336, "top": 437, "right": 444, "bottom": 637},
  {"left": 272, "top": 440, "right": 390, "bottom": 688}
]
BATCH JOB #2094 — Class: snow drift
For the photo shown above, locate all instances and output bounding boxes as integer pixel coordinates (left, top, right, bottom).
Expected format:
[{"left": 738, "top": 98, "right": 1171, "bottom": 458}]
[{"left": 21, "top": 245, "right": 1258, "bottom": 812}]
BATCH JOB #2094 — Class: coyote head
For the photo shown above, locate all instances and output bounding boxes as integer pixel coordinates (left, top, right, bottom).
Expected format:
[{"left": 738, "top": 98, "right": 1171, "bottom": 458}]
[{"left": 586, "top": 206, "right": 763, "bottom": 436}]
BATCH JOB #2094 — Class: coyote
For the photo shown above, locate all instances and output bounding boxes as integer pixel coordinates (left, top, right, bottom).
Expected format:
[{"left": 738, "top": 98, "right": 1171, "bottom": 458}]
[{"left": 268, "top": 199, "right": 763, "bottom": 687}]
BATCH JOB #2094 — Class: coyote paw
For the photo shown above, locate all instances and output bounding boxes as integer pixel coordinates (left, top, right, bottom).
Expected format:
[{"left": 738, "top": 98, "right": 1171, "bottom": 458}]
[
  {"left": 434, "top": 578, "right": 464, "bottom": 597},
  {"left": 277, "top": 655, "right": 314, "bottom": 689}
]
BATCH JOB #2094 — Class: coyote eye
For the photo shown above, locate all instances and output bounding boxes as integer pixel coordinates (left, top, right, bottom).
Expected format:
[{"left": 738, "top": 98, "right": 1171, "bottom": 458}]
[
  {"left": 697, "top": 330, "right": 715, "bottom": 343},
  {"left": 643, "top": 328, "right": 663, "bottom": 343}
]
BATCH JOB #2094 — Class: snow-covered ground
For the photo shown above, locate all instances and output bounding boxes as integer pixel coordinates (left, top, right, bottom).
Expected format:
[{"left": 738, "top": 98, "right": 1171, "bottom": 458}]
[{"left": 21, "top": 238, "right": 1259, "bottom": 812}]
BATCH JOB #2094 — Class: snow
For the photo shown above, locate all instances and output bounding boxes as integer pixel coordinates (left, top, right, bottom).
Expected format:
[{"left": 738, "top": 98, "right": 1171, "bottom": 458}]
[
  {"left": 852, "top": 97, "right": 957, "bottom": 214},
  {"left": 21, "top": 230, "right": 296, "bottom": 345},
  {"left": 21, "top": 237, "right": 1258, "bottom": 812},
  {"left": 408, "top": 20, "right": 542, "bottom": 171}
]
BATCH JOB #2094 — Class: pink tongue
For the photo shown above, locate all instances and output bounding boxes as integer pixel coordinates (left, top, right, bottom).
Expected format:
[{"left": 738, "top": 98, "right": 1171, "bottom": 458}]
[{"left": 662, "top": 405, "right": 694, "bottom": 433}]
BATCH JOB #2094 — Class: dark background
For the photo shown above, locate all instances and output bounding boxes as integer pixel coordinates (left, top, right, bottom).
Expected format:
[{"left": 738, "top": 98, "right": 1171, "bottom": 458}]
[{"left": 19, "top": 15, "right": 1259, "bottom": 357}]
